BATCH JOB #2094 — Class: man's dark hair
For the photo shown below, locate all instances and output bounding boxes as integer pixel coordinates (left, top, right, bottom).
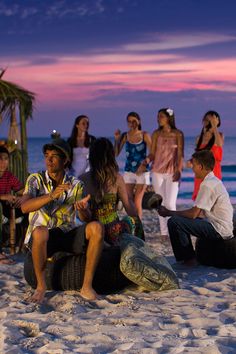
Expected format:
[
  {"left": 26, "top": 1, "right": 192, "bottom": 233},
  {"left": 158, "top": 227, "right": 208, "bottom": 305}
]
[
  {"left": 43, "top": 144, "right": 70, "bottom": 168},
  {"left": 0, "top": 146, "right": 10, "bottom": 156},
  {"left": 43, "top": 145, "right": 65, "bottom": 159},
  {"left": 192, "top": 150, "right": 215, "bottom": 171}
]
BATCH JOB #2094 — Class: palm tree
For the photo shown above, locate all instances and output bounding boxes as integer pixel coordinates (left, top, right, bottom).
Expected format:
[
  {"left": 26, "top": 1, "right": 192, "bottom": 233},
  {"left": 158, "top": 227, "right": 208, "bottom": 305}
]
[{"left": 0, "top": 68, "right": 36, "bottom": 182}]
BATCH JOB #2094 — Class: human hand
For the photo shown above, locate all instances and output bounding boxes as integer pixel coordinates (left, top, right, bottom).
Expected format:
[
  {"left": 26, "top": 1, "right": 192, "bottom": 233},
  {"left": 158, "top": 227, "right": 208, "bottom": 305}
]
[
  {"left": 136, "top": 163, "right": 147, "bottom": 175},
  {"left": 157, "top": 205, "right": 170, "bottom": 217},
  {"left": 75, "top": 194, "right": 91, "bottom": 211},
  {"left": 172, "top": 170, "right": 181, "bottom": 182},
  {"left": 208, "top": 115, "right": 218, "bottom": 129},
  {"left": 11, "top": 196, "right": 24, "bottom": 208},
  {"left": 50, "top": 183, "right": 72, "bottom": 200},
  {"left": 4, "top": 194, "right": 16, "bottom": 205},
  {"left": 114, "top": 129, "right": 121, "bottom": 141},
  {"left": 185, "top": 160, "right": 192, "bottom": 168}
]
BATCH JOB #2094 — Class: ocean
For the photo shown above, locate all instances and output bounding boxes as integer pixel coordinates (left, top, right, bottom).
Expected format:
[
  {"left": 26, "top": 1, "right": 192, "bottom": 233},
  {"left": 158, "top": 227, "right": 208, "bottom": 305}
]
[{"left": 26, "top": 136, "right": 236, "bottom": 205}]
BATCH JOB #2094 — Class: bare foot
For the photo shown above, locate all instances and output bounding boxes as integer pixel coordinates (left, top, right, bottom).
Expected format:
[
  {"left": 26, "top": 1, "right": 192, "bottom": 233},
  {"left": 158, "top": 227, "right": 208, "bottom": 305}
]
[
  {"left": 29, "top": 288, "right": 46, "bottom": 303},
  {"left": 80, "top": 286, "right": 100, "bottom": 301}
]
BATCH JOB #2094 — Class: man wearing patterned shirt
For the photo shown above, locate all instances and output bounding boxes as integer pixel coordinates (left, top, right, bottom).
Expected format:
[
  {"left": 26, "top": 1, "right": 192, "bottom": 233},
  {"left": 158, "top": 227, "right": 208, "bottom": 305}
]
[{"left": 21, "top": 138, "right": 104, "bottom": 303}]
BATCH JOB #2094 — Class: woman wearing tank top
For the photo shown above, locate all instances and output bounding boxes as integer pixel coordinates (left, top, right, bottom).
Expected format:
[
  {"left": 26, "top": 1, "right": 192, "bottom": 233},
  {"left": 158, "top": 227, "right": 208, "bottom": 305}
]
[
  {"left": 146, "top": 108, "right": 184, "bottom": 235},
  {"left": 114, "top": 112, "right": 152, "bottom": 219}
]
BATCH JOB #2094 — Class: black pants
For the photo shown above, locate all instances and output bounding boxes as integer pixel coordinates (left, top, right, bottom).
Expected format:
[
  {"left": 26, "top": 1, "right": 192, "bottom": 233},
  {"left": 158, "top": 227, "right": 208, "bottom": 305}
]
[{"left": 28, "top": 225, "right": 88, "bottom": 258}]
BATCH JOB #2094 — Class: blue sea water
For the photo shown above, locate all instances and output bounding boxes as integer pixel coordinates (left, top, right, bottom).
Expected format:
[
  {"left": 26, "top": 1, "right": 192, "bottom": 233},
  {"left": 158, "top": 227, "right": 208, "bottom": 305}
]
[{"left": 27, "top": 136, "right": 236, "bottom": 204}]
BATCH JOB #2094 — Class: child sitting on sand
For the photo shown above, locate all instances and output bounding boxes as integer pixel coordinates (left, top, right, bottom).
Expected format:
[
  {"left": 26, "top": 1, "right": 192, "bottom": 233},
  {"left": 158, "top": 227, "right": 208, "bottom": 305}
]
[{"left": 0, "top": 146, "right": 25, "bottom": 264}]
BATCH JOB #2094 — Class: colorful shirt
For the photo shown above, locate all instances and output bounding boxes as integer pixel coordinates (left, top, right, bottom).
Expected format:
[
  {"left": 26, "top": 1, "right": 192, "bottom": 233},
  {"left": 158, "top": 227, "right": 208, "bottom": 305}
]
[
  {"left": 192, "top": 144, "right": 223, "bottom": 200},
  {"left": 125, "top": 137, "right": 148, "bottom": 173},
  {"left": 89, "top": 193, "right": 144, "bottom": 245},
  {"left": 23, "top": 170, "right": 84, "bottom": 244},
  {"left": 0, "top": 170, "right": 22, "bottom": 195}
]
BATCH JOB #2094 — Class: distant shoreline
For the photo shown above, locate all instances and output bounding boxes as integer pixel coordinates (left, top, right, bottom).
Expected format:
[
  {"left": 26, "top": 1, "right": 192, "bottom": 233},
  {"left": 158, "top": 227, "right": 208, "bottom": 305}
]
[{"left": 1, "top": 135, "right": 236, "bottom": 139}]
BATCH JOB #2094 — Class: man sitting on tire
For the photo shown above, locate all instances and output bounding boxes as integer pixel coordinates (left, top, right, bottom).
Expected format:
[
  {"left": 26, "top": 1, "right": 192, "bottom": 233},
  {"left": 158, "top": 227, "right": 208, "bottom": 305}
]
[
  {"left": 158, "top": 150, "right": 234, "bottom": 266},
  {"left": 21, "top": 138, "right": 104, "bottom": 303}
]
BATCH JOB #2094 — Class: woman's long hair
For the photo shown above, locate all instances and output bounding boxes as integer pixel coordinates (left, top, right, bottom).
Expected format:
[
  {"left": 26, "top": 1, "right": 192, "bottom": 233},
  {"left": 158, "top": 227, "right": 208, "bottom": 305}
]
[
  {"left": 157, "top": 108, "right": 177, "bottom": 130},
  {"left": 196, "top": 110, "right": 221, "bottom": 151},
  {"left": 89, "top": 138, "right": 119, "bottom": 203},
  {"left": 68, "top": 115, "right": 91, "bottom": 148}
]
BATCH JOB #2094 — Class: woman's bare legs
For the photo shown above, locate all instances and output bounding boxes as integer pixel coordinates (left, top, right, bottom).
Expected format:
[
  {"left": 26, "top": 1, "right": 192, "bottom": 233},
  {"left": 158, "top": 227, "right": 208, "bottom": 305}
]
[
  {"left": 134, "top": 184, "right": 147, "bottom": 219},
  {"left": 125, "top": 183, "right": 146, "bottom": 219},
  {"left": 80, "top": 221, "right": 104, "bottom": 300}
]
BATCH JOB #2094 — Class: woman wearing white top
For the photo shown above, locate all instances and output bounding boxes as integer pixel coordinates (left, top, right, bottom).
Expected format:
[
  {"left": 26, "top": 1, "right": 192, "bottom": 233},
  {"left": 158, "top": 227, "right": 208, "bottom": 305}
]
[{"left": 68, "top": 115, "right": 96, "bottom": 178}]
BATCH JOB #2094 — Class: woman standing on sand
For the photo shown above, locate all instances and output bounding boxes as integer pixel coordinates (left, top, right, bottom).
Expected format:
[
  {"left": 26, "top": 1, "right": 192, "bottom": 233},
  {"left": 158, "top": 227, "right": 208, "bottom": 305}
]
[
  {"left": 114, "top": 112, "right": 152, "bottom": 220},
  {"left": 79, "top": 138, "right": 144, "bottom": 246},
  {"left": 146, "top": 108, "right": 184, "bottom": 236},
  {"left": 67, "top": 115, "right": 96, "bottom": 178},
  {"left": 191, "top": 110, "right": 224, "bottom": 200}
]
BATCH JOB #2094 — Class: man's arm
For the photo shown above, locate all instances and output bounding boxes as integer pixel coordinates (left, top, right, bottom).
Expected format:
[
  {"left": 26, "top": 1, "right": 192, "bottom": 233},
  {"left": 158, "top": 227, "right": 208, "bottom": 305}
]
[
  {"left": 21, "top": 193, "right": 53, "bottom": 213},
  {"left": 21, "top": 183, "right": 72, "bottom": 213},
  {"left": 158, "top": 205, "right": 202, "bottom": 219}
]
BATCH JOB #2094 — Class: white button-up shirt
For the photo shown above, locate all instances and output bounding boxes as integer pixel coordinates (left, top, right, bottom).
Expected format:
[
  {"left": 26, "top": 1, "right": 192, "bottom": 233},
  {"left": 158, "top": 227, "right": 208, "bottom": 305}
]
[{"left": 195, "top": 172, "right": 233, "bottom": 238}]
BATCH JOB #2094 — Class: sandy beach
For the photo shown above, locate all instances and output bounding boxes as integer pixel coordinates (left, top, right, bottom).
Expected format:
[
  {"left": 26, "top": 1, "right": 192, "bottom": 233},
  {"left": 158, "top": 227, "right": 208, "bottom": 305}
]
[{"left": 1, "top": 206, "right": 236, "bottom": 354}]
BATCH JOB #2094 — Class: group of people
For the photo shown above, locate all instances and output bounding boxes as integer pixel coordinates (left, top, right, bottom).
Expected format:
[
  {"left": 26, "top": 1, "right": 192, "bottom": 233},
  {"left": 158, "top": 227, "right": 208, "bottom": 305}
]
[
  {"left": 0, "top": 108, "right": 234, "bottom": 304},
  {"left": 113, "top": 109, "right": 224, "bottom": 236}
]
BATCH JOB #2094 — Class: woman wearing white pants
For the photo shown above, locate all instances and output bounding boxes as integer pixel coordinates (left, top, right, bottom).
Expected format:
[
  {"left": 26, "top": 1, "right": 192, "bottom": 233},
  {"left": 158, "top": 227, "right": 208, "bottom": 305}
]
[
  {"left": 152, "top": 172, "right": 179, "bottom": 235},
  {"left": 142, "top": 108, "right": 184, "bottom": 235}
]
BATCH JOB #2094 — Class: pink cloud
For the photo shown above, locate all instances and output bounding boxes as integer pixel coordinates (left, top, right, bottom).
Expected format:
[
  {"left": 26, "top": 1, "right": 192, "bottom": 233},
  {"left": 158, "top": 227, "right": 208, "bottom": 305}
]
[{"left": 3, "top": 51, "right": 236, "bottom": 108}]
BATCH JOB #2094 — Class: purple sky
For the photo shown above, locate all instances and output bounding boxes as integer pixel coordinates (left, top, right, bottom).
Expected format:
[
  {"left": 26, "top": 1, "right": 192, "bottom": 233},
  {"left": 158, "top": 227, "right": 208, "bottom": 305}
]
[{"left": 1, "top": 0, "right": 236, "bottom": 138}]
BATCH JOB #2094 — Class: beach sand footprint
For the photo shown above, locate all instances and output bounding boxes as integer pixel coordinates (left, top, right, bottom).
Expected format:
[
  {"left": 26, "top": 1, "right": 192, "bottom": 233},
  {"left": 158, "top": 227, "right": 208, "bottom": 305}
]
[{"left": 12, "top": 320, "right": 40, "bottom": 337}]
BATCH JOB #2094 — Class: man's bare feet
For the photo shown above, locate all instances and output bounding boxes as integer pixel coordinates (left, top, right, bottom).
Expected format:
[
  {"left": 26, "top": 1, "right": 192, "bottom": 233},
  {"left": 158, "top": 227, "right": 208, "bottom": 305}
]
[
  {"left": 80, "top": 286, "right": 100, "bottom": 301},
  {"left": 29, "top": 288, "right": 46, "bottom": 303}
]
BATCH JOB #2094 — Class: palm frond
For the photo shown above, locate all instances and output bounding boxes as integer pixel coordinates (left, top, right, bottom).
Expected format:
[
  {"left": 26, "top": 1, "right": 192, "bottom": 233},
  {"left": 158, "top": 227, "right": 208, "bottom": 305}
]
[{"left": 0, "top": 78, "right": 35, "bottom": 121}]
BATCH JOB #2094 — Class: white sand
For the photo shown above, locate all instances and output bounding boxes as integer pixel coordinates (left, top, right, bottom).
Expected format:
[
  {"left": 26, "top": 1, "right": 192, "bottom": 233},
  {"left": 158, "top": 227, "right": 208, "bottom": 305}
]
[{"left": 1, "top": 207, "right": 236, "bottom": 353}]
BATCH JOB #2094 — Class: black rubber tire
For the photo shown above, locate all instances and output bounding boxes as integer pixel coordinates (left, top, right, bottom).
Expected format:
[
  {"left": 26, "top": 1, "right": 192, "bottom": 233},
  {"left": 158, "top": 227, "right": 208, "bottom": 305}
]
[
  {"left": 24, "top": 247, "right": 131, "bottom": 294},
  {"left": 142, "top": 192, "right": 163, "bottom": 210},
  {"left": 195, "top": 232, "right": 236, "bottom": 269}
]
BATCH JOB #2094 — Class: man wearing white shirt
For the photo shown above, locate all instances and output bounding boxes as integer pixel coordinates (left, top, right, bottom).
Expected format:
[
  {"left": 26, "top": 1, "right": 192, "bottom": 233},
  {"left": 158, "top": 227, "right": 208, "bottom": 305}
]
[{"left": 158, "top": 150, "right": 234, "bottom": 266}]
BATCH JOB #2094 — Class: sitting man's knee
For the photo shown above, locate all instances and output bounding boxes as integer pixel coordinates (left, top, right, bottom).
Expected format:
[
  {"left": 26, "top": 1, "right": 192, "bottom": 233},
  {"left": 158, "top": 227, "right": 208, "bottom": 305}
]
[
  {"left": 167, "top": 215, "right": 179, "bottom": 228},
  {"left": 32, "top": 226, "right": 49, "bottom": 243},
  {"left": 86, "top": 221, "right": 104, "bottom": 242}
]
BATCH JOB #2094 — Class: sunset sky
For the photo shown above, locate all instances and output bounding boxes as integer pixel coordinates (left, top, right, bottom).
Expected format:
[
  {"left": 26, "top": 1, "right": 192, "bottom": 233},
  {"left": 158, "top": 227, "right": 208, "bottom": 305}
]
[{"left": 1, "top": 0, "right": 236, "bottom": 137}]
